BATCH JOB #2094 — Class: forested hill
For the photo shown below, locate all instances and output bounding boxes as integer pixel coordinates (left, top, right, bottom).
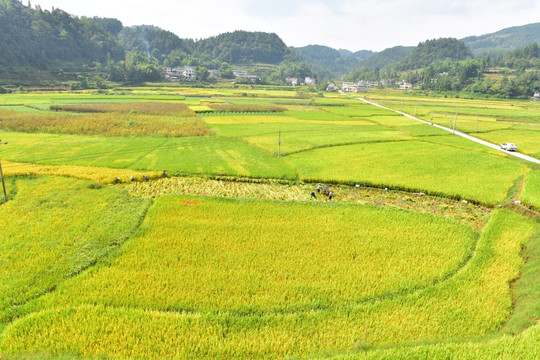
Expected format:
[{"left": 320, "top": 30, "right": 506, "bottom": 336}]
[
  {"left": 117, "top": 25, "right": 195, "bottom": 61},
  {"left": 195, "top": 31, "right": 289, "bottom": 65},
  {"left": 0, "top": 0, "right": 306, "bottom": 84},
  {"left": 0, "top": 0, "right": 124, "bottom": 68},
  {"left": 397, "top": 38, "right": 472, "bottom": 71},
  {"left": 361, "top": 46, "right": 414, "bottom": 69},
  {"left": 292, "top": 45, "right": 363, "bottom": 78},
  {"left": 0, "top": 0, "right": 290, "bottom": 69},
  {"left": 462, "top": 22, "right": 540, "bottom": 55}
]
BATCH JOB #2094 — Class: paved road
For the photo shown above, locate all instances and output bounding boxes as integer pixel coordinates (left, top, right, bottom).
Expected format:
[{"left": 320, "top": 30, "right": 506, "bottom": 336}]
[{"left": 343, "top": 92, "right": 540, "bottom": 165}]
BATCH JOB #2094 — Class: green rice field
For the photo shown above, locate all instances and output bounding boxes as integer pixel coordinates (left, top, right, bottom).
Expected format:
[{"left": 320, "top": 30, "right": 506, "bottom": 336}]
[{"left": 0, "top": 85, "right": 538, "bottom": 359}]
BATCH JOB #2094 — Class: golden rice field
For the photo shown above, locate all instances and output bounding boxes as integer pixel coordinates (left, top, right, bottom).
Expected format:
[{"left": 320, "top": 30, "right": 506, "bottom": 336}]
[
  {"left": 49, "top": 102, "right": 197, "bottom": 116},
  {"left": 1, "top": 161, "right": 161, "bottom": 184},
  {"left": 0, "top": 107, "right": 211, "bottom": 137},
  {"left": 0, "top": 199, "right": 536, "bottom": 358},
  {"left": 0, "top": 85, "right": 539, "bottom": 360},
  {"left": 123, "top": 176, "right": 491, "bottom": 229},
  {"left": 0, "top": 176, "right": 149, "bottom": 316}
]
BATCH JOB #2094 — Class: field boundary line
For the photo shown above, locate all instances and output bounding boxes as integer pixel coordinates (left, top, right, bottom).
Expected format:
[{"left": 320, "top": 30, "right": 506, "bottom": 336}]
[
  {"left": 280, "top": 138, "right": 413, "bottom": 157},
  {"left": 341, "top": 92, "right": 540, "bottom": 164},
  {"left": 0, "top": 197, "right": 154, "bottom": 324},
  {"left": 16, "top": 202, "right": 483, "bottom": 320}
]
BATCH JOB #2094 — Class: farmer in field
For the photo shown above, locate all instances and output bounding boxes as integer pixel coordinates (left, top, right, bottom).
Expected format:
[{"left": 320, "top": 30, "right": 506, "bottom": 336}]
[
  {"left": 317, "top": 183, "right": 321, "bottom": 193},
  {"left": 311, "top": 191, "right": 316, "bottom": 199},
  {"left": 328, "top": 189, "right": 333, "bottom": 200}
]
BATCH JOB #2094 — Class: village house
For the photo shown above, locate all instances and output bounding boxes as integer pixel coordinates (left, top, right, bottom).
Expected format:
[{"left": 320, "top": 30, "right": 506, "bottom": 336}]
[
  {"left": 163, "top": 66, "right": 197, "bottom": 81},
  {"left": 286, "top": 77, "right": 298, "bottom": 86},
  {"left": 399, "top": 80, "right": 413, "bottom": 90},
  {"left": 246, "top": 75, "right": 260, "bottom": 83},
  {"left": 182, "top": 66, "right": 196, "bottom": 81},
  {"left": 341, "top": 82, "right": 367, "bottom": 93},
  {"left": 326, "top": 83, "right": 338, "bottom": 91},
  {"left": 233, "top": 70, "right": 248, "bottom": 78},
  {"left": 304, "top": 77, "right": 316, "bottom": 86},
  {"left": 535, "top": 90, "right": 540, "bottom": 100}
]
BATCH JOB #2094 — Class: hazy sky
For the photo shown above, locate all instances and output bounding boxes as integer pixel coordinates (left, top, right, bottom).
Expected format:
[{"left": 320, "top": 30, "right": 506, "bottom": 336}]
[{"left": 29, "top": 0, "right": 540, "bottom": 51}]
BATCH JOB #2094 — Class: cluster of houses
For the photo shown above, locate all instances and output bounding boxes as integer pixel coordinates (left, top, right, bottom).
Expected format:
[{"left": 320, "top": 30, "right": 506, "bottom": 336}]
[
  {"left": 163, "top": 66, "right": 197, "bottom": 81},
  {"left": 341, "top": 79, "right": 413, "bottom": 93},
  {"left": 163, "top": 66, "right": 261, "bottom": 82},
  {"left": 232, "top": 70, "right": 260, "bottom": 82},
  {"left": 285, "top": 77, "right": 317, "bottom": 86}
]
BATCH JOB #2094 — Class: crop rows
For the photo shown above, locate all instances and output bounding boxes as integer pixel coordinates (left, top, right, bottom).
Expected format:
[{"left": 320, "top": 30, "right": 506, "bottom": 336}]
[
  {"left": 0, "top": 176, "right": 149, "bottom": 317},
  {"left": 1, "top": 208, "right": 536, "bottom": 359},
  {"left": 0, "top": 108, "right": 211, "bottom": 137},
  {"left": 123, "top": 176, "right": 491, "bottom": 229},
  {"left": 0, "top": 87, "right": 538, "bottom": 359},
  {"left": 2, "top": 161, "right": 161, "bottom": 184},
  {"left": 521, "top": 170, "right": 540, "bottom": 209},
  {"left": 49, "top": 102, "right": 197, "bottom": 116},
  {"left": 287, "top": 139, "right": 526, "bottom": 205},
  {"left": 208, "top": 104, "right": 287, "bottom": 113},
  {"left": 369, "top": 93, "right": 540, "bottom": 157}
]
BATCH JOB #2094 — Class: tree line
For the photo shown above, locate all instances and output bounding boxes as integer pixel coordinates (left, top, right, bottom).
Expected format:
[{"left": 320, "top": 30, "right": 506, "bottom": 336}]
[
  {"left": 0, "top": 1, "right": 315, "bottom": 86},
  {"left": 345, "top": 38, "right": 540, "bottom": 99}
]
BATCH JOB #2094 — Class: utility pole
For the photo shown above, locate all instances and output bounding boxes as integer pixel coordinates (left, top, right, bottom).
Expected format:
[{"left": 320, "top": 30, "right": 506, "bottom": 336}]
[
  {"left": 401, "top": 98, "right": 404, "bottom": 115},
  {"left": 431, "top": 111, "right": 433, "bottom": 125},
  {"left": 453, "top": 107, "right": 458, "bottom": 134},
  {"left": 277, "top": 130, "right": 281, "bottom": 158},
  {"left": 414, "top": 102, "right": 418, "bottom": 117},
  {"left": 476, "top": 114, "right": 479, "bottom": 133},
  {"left": 0, "top": 159, "right": 7, "bottom": 203}
]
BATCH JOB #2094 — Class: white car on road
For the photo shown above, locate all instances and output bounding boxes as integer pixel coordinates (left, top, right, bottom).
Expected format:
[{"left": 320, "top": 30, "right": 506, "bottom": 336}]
[{"left": 500, "top": 143, "right": 517, "bottom": 151}]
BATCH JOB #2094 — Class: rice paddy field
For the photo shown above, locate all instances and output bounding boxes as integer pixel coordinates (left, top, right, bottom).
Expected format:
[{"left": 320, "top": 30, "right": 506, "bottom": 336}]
[
  {"left": 0, "top": 85, "right": 539, "bottom": 359},
  {"left": 367, "top": 92, "right": 540, "bottom": 158}
]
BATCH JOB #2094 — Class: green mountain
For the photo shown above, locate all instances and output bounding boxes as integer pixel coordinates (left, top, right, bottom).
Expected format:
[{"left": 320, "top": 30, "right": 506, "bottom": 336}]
[
  {"left": 293, "top": 46, "right": 377, "bottom": 78},
  {"left": 354, "top": 50, "right": 375, "bottom": 60},
  {"left": 462, "top": 22, "right": 540, "bottom": 55},
  {"left": 0, "top": 0, "right": 124, "bottom": 69},
  {"left": 195, "top": 31, "right": 289, "bottom": 65},
  {"left": 361, "top": 46, "right": 414, "bottom": 69},
  {"left": 293, "top": 45, "right": 362, "bottom": 78},
  {"left": 118, "top": 25, "right": 194, "bottom": 60},
  {"left": 397, "top": 38, "right": 472, "bottom": 70}
]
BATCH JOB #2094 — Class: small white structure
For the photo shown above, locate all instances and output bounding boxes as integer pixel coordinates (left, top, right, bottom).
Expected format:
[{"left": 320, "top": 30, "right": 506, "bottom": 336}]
[
  {"left": 182, "top": 66, "right": 196, "bottom": 81},
  {"left": 534, "top": 90, "right": 540, "bottom": 100},
  {"left": 233, "top": 70, "right": 248, "bottom": 78},
  {"left": 286, "top": 77, "right": 298, "bottom": 86},
  {"left": 342, "top": 82, "right": 366, "bottom": 93},
  {"left": 326, "top": 83, "right": 338, "bottom": 91},
  {"left": 246, "top": 75, "right": 260, "bottom": 82},
  {"left": 163, "top": 66, "right": 197, "bottom": 81},
  {"left": 399, "top": 80, "right": 413, "bottom": 90},
  {"left": 305, "top": 77, "right": 316, "bottom": 86}
]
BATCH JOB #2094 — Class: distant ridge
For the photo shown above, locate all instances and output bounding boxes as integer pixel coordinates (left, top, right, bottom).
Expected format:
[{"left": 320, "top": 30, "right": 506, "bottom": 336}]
[{"left": 462, "top": 22, "right": 540, "bottom": 54}]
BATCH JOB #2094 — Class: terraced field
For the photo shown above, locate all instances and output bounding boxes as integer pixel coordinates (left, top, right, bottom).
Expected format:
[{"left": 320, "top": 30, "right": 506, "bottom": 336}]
[{"left": 0, "top": 85, "right": 538, "bottom": 359}]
